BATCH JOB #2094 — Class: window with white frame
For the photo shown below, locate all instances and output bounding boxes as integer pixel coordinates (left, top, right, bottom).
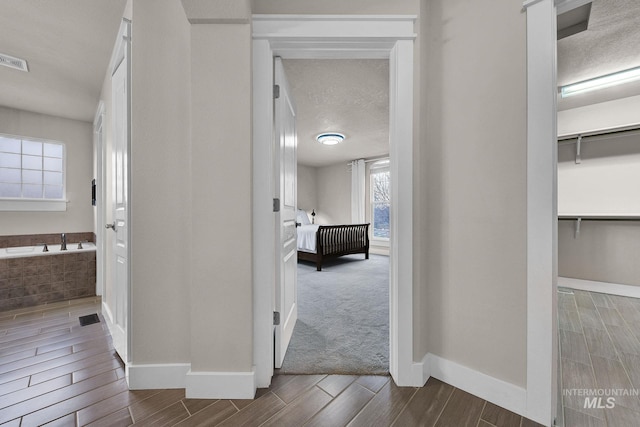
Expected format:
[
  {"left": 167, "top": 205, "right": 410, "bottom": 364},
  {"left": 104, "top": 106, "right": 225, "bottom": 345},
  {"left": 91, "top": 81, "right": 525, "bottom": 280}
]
[
  {"left": 370, "top": 161, "right": 390, "bottom": 240},
  {"left": 0, "top": 134, "right": 65, "bottom": 201}
]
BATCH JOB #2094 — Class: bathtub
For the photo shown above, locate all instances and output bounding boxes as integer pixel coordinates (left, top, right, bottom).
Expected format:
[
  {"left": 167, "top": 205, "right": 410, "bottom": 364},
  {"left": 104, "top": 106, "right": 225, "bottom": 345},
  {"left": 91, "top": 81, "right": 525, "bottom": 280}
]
[
  {"left": 0, "top": 242, "right": 96, "bottom": 259},
  {"left": 0, "top": 242, "right": 97, "bottom": 311}
]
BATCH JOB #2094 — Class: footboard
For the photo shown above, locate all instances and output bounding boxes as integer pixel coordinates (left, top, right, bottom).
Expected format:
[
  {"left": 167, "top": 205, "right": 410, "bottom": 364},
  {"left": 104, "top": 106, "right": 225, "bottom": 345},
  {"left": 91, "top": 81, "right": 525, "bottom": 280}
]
[{"left": 314, "top": 223, "right": 370, "bottom": 271}]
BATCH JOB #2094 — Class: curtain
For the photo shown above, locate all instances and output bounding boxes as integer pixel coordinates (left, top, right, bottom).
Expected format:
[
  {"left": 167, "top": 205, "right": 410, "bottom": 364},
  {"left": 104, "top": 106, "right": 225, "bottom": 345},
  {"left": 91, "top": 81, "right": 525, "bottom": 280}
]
[{"left": 351, "top": 159, "right": 366, "bottom": 223}]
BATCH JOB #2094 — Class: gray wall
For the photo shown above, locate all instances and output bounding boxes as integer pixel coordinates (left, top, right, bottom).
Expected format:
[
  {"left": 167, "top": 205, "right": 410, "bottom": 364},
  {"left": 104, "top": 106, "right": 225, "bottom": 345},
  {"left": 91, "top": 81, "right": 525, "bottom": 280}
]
[
  {"left": 297, "top": 163, "right": 317, "bottom": 213},
  {"left": 419, "top": 0, "right": 527, "bottom": 386},
  {"left": 95, "top": 0, "right": 531, "bottom": 395},
  {"left": 559, "top": 220, "right": 640, "bottom": 286},
  {"left": 130, "top": 0, "right": 193, "bottom": 365},
  {"left": 0, "top": 106, "right": 93, "bottom": 236},
  {"left": 316, "top": 162, "right": 351, "bottom": 225}
]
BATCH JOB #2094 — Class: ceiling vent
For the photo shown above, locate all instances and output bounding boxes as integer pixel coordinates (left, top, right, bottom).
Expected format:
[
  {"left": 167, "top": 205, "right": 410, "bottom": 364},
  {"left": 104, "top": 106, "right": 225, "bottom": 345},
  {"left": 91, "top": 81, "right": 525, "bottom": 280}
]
[{"left": 0, "top": 53, "right": 29, "bottom": 72}]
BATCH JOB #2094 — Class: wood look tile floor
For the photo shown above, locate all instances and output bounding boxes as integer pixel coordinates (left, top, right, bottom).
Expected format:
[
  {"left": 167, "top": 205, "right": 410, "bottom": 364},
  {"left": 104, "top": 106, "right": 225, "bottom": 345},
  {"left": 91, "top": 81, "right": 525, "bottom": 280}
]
[
  {"left": 559, "top": 288, "right": 640, "bottom": 427},
  {"left": 0, "top": 297, "right": 545, "bottom": 426}
]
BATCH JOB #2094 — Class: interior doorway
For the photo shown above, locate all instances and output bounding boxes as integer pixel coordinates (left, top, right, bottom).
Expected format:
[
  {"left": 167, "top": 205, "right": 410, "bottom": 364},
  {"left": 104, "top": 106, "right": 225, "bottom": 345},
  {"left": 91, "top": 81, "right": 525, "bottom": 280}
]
[
  {"left": 278, "top": 58, "right": 392, "bottom": 375},
  {"left": 252, "top": 15, "right": 417, "bottom": 389}
]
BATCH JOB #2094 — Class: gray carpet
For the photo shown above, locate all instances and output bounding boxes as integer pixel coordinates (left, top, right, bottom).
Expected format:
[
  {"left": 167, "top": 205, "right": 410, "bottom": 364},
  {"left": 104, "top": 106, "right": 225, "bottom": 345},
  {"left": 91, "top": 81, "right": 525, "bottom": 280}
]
[{"left": 279, "top": 254, "right": 389, "bottom": 375}]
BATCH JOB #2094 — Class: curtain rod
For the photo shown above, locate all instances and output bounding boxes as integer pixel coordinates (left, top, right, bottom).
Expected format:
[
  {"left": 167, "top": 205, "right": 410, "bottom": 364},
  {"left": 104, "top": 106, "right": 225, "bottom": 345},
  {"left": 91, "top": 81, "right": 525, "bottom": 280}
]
[{"left": 347, "top": 157, "right": 389, "bottom": 165}]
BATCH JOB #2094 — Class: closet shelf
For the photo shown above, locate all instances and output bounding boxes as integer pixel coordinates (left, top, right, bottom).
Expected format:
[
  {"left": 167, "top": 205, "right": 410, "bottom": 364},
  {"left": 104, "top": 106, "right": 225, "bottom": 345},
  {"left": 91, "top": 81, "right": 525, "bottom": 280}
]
[{"left": 558, "top": 215, "right": 640, "bottom": 221}]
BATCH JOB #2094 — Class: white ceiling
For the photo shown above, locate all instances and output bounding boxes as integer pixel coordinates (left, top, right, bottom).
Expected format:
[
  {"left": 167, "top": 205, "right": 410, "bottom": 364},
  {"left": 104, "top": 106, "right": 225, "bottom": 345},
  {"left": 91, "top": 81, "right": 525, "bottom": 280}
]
[
  {"left": 557, "top": 0, "right": 640, "bottom": 110},
  {"left": 283, "top": 59, "right": 389, "bottom": 167},
  {"left": 0, "top": 0, "right": 127, "bottom": 122}
]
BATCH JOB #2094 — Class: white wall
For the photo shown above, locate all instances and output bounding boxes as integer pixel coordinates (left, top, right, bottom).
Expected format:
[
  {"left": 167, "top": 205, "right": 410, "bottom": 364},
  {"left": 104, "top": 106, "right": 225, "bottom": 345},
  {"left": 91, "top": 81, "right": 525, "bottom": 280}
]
[
  {"left": 0, "top": 106, "right": 93, "bottom": 235},
  {"left": 558, "top": 94, "right": 640, "bottom": 137},
  {"left": 316, "top": 162, "right": 351, "bottom": 225},
  {"left": 558, "top": 132, "right": 640, "bottom": 215},
  {"left": 297, "top": 163, "right": 317, "bottom": 213},
  {"left": 557, "top": 131, "right": 640, "bottom": 286},
  {"left": 420, "top": 0, "right": 527, "bottom": 387}
]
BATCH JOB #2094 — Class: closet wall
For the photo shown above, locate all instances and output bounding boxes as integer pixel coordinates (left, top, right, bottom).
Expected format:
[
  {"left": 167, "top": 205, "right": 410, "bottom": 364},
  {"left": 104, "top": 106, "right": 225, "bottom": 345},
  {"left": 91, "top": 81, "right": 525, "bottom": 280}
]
[{"left": 557, "top": 104, "right": 640, "bottom": 288}]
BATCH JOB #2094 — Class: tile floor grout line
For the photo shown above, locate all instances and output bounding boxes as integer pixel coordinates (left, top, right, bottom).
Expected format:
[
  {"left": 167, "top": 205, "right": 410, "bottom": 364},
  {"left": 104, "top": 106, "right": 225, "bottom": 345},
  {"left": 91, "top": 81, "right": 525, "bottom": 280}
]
[{"left": 475, "top": 400, "right": 487, "bottom": 427}]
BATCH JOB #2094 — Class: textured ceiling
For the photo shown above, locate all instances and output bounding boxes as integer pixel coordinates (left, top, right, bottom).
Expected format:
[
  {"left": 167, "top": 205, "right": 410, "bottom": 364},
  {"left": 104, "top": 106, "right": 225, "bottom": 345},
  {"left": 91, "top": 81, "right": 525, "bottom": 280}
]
[
  {"left": 0, "top": 0, "right": 127, "bottom": 122},
  {"left": 283, "top": 59, "right": 389, "bottom": 167},
  {"left": 558, "top": 0, "right": 640, "bottom": 110},
  {"left": 0, "top": 1, "right": 636, "bottom": 136}
]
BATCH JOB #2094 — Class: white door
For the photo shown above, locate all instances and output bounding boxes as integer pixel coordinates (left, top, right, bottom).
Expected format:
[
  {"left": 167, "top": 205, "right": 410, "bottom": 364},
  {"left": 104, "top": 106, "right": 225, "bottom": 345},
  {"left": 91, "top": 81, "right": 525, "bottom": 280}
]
[
  {"left": 106, "top": 54, "right": 129, "bottom": 364},
  {"left": 274, "top": 57, "right": 298, "bottom": 368}
]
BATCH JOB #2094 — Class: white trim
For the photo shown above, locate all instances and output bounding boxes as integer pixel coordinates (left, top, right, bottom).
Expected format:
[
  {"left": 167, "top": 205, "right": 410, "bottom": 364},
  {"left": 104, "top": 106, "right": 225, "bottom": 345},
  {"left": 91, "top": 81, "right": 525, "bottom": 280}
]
[
  {"left": 128, "top": 363, "right": 191, "bottom": 390},
  {"left": 525, "top": 0, "right": 557, "bottom": 425},
  {"left": 0, "top": 199, "right": 67, "bottom": 211},
  {"left": 94, "top": 101, "right": 105, "bottom": 297},
  {"left": 389, "top": 39, "right": 415, "bottom": 386},
  {"left": 252, "top": 15, "right": 416, "bottom": 389},
  {"left": 420, "top": 353, "right": 527, "bottom": 418},
  {"left": 559, "top": 277, "right": 640, "bottom": 298},
  {"left": 252, "top": 39, "right": 276, "bottom": 389},
  {"left": 185, "top": 370, "right": 256, "bottom": 399},
  {"left": 102, "top": 300, "right": 114, "bottom": 325}
]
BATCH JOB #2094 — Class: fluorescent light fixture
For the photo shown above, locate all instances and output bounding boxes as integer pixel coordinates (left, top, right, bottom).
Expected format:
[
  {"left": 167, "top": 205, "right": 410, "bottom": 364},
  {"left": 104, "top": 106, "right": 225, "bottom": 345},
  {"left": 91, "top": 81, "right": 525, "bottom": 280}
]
[
  {"left": 316, "top": 132, "right": 345, "bottom": 145},
  {"left": 560, "top": 66, "right": 640, "bottom": 98}
]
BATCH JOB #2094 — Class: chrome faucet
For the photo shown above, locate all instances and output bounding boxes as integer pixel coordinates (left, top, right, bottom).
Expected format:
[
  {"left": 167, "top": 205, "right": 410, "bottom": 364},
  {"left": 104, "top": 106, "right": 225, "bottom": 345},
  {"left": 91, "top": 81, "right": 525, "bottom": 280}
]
[{"left": 61, "top": 233, "right": 67, "bottom": 251}]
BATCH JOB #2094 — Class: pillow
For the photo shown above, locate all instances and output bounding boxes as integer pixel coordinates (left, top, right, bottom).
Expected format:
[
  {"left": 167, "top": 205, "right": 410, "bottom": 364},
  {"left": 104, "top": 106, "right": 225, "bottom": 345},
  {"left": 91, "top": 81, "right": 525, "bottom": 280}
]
[{"left": 296, "top": 209, "right": 311, "bottom": 225}]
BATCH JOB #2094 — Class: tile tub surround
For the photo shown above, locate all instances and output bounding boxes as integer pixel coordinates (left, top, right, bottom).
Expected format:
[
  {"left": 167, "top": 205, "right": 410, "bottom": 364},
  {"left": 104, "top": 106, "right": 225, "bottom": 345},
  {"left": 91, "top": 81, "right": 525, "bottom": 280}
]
[
  {"left": 0, "top": 232, "right": 95, "bottom": 249},
  {"left": 0, "top": 250, "right": 96, "bottom": 311}
]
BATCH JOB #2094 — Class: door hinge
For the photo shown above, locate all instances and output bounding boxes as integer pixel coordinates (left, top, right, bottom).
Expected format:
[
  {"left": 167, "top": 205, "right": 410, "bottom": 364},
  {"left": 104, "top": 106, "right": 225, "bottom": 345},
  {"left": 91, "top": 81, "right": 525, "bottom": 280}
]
[
  {"left": 274, "top": 84, "right": 280, "bottom": 99},
  {"left": 273, "top": 311, "right": 281, "bottom": 326},
  {"left": 273, "top": 198, "right": 280, "bottom": 212}
]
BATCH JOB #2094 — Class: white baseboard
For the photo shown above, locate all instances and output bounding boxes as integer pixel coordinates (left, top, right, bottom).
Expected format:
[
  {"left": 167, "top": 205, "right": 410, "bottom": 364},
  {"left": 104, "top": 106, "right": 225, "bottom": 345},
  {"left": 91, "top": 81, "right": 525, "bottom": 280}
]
[
  {"left": 558, "top": 277, "right": 640, "bottom": 298},
  {"left": 420, "top": 353, "right": 527, "bottom": 419},
  {"left": 128, "top": 363, "right": 191, "bottom": 389},
  {"left": 186, "top": 370, "right": 256, "bottom": 399},
  {"left": 101, "top": 301, "right": 113, "bottom": 325}
]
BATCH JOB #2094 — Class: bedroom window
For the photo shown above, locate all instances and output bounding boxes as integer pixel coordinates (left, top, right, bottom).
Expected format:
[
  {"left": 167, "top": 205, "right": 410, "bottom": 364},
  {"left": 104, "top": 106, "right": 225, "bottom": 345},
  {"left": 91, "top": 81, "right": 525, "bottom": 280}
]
[
  {"left": 370, "top": 164, "right": 390, "bottom": 240},
  {"left": 0, "top": 134, "right": 66, "bottom": 211}
]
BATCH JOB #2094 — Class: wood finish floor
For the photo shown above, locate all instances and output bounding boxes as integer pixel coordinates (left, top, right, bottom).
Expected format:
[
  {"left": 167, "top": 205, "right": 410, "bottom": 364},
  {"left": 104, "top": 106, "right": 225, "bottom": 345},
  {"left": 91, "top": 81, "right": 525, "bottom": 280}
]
[
  {"left": 559, "top": 288, "right": 640, "bottom": 427},
  {"left": 0, "top": 297, "right": 546, "bottom": 426}
]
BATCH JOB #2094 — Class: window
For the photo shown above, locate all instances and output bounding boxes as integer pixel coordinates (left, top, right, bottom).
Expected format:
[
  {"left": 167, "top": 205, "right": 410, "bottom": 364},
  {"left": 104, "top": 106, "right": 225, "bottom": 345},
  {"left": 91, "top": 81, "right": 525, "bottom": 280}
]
[
  {"left": 370, "top": 164, "right": 390, "bottom": 240},
  {"left": 0, "top": 134, "right": 66, "bottom": 210}
]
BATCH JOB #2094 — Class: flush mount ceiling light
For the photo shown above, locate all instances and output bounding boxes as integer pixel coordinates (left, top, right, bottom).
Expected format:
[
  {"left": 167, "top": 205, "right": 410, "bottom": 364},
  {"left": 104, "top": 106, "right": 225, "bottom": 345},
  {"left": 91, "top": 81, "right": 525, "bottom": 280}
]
[
  {"left": 560, "top": 66, "right": 640, "bottom": 98},
  {"left": 0, "top": 52, "right": 29, "bottom": 72},
  {"left": 316, "top": 132, "right": 345, "bottom": 145}
]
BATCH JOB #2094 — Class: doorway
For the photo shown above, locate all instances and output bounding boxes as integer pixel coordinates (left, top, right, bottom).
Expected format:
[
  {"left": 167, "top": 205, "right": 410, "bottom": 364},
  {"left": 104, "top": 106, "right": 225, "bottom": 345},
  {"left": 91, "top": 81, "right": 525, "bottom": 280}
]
[
  {"left": 252, "top": 15, "right": 417, "bottom": 388},
  {"left": 278, "top": 58, "right": 392, "bottom": 375}
]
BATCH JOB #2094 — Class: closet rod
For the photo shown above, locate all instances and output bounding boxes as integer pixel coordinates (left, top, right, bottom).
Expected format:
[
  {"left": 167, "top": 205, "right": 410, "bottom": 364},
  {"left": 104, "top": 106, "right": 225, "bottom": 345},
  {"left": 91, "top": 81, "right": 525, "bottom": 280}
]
[{"left": 558, "top": 124, "right": 640, "bottom": 143}]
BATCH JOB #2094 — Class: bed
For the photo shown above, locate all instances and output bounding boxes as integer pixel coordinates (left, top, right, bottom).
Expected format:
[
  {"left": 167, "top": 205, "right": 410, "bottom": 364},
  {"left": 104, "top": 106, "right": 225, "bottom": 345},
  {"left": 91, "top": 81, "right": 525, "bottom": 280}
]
[{"left": 296, "top": 210, "right": 370, "bottom": 271}]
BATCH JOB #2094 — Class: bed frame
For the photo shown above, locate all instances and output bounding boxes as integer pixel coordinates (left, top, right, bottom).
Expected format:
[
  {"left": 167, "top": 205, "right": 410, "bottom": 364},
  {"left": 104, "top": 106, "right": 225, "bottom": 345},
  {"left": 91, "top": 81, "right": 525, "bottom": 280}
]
[{"left": 297, "top": 223, "right": 370, "bottom": 271}]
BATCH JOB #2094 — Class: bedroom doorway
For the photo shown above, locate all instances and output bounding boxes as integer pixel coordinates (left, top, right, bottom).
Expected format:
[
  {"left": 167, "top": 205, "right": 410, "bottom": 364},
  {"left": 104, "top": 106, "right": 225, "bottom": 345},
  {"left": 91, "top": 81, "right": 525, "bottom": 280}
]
[
  {"left": 252, "top": 15, "right": 418, "bottom": 389},
  {"left": 279, "top": 58, "right": 391, "bottom": 375}
]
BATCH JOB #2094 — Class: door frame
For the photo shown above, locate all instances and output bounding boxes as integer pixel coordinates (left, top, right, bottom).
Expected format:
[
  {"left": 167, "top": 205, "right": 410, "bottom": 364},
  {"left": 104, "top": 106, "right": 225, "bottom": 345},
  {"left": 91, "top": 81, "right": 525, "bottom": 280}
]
[
  {"left": 523, "top": 0, "right": 558, "bottom": 425},
  {"left": 102, "top": 17, "right": 132, "bottom": 368},
  {"left": 93, "top": 101, "right": 105, "bottom": 297},
  {"left": 252, "top": 15, "right": 418, "bottom": 388}
]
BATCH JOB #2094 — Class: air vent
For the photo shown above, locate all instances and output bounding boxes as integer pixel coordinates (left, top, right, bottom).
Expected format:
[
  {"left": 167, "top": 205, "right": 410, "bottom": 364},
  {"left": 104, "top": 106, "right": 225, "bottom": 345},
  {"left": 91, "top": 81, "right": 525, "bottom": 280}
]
[{"left": 0, "top": 53, "right": 29, "bottom": 72}]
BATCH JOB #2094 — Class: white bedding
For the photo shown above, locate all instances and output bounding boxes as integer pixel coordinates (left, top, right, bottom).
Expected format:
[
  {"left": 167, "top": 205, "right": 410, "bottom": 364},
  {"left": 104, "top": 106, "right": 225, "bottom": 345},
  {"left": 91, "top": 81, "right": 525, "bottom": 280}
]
[{"left": 297, "top": 224, "right": 319, "bottom": 253}]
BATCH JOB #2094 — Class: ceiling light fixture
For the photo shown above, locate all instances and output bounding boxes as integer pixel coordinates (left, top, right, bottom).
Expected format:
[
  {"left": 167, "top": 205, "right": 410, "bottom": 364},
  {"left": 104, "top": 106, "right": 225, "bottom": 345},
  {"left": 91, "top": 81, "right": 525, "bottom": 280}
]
[
  {"left": 316, "top": 132, "right": 345, "bottom": 145},
  {"left": 560, "top": 66, "right": 640, "bottom": 98}
]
